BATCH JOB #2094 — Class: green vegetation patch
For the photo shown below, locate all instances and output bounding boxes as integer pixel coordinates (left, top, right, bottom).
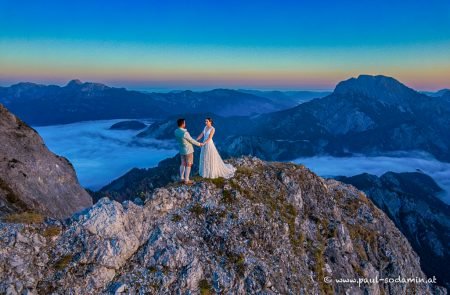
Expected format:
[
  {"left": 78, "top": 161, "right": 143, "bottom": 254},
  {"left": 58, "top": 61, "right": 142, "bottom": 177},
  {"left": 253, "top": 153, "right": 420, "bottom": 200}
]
[
  {"left": 171, "top": 214, "right": 182, "bottom": 222},
  {"left": 314, "top": 245, "right": 333, "bottom": 294},
  {"left": 198, "top": 279, "right": 213, "bottom": 295},
  {"left": 3, "top": 212, "right": 45, "bottom": 224},
  {"left": 226, "top": 252, "right": 246, "bottom": 277},
  {"left": 54, "top": 254, "right": 73, "bottom": 270},
  {"left": 189, "top": 203, "right": 207, "bottom": 217},
  {"left": 221, "top": 189, "right": 234, "bottom": 204},
  {"left": 206, "top": 177, "right": 226, "bottom": 188},
  {"left": 236, "top": 166, "right": 253, "bottom": 177},
  {"left": 42, "top": 226, "right": 61, "bottom": 238}
]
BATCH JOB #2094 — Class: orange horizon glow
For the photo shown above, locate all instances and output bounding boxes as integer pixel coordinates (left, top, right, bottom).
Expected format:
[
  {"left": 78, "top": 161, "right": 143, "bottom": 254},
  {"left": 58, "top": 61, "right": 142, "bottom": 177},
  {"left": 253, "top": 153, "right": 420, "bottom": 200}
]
[{"left": 1, "top": 39, "right": 450, "bottom": 91}]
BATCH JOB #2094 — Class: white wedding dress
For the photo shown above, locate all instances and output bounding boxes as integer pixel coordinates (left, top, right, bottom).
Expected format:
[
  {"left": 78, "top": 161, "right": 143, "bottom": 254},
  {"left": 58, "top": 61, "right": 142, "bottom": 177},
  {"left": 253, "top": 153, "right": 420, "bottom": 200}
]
[{"left": 199, "top": 126, "right": 236, "bottom": 179}]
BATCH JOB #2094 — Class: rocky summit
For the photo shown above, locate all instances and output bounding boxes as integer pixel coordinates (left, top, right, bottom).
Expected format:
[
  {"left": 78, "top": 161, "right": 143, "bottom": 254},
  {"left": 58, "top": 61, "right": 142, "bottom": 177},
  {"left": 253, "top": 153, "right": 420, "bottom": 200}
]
[
  {"left": 0, "top": 157, "right": 444, "bottom": 294},
  {"left": 0, "top": 104, "right": 92, "bottom": 219}
]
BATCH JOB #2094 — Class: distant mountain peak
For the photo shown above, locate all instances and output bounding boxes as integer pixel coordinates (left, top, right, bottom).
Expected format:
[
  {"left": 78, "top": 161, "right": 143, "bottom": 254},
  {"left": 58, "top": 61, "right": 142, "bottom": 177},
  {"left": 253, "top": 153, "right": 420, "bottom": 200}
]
[
  {"left": 66, "top": 79, "right": 83, "bottom": 87},
  {"left": 334, "top": 74, "right": 419, "bottom": 103},
  {"left": 65, "top": 79, "right": 110, "bottom": 92},
  {"left": 436, "top": 88, "right": 450, "bottom": 97},
  {"left": 9, "top": 82, "right": 43, "bottom": 90}
]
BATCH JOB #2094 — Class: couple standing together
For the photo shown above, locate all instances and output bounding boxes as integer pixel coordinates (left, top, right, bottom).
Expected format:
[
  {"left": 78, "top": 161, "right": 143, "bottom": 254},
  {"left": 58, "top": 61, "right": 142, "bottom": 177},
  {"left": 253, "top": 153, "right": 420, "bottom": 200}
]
[{"left": 174, "top": 117, "right": 236, "bottom": 185}]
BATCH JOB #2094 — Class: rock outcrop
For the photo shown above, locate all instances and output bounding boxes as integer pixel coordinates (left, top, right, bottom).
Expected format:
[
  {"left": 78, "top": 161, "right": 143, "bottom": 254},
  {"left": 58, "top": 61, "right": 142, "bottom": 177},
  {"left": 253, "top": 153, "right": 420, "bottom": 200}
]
[
  {"left": 336, "top": 171, "right": 450, "bottom": 289},
  {"left": 0, "top": 104, "right": 92, "bottom": 219},
  {"left": 0, "top": 158, "right": 445, "bottom": 294},
  {"left": 109, "top": 120, "right": 147, "bottom": 130}
]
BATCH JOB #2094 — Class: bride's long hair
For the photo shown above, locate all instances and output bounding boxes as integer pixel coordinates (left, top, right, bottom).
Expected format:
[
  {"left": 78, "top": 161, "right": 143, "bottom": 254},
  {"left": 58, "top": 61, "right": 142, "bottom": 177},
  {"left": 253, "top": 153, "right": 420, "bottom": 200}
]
[{"left": 206, "top": 117, "right": 214, "bottom": 126}]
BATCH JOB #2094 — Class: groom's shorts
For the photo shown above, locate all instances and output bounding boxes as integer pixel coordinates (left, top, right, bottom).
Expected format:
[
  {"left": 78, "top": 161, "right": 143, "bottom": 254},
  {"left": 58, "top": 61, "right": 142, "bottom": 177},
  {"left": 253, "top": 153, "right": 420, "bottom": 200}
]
[{"left": 181, "top": 153, "right": 194, "bottom": 166}]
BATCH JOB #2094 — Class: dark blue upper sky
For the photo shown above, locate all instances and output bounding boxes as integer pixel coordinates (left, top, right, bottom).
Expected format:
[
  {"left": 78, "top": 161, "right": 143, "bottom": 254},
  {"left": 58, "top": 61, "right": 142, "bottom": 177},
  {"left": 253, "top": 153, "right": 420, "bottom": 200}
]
[{"left": 1, "top": 0, "right": 449, "bottom": 90}]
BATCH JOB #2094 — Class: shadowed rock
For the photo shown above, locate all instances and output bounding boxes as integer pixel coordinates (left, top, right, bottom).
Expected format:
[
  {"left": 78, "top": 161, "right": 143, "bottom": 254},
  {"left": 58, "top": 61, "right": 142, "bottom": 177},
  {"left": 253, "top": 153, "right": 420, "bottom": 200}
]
[{"left": 0, "top": 104, "right": 92, "bottom": 219}]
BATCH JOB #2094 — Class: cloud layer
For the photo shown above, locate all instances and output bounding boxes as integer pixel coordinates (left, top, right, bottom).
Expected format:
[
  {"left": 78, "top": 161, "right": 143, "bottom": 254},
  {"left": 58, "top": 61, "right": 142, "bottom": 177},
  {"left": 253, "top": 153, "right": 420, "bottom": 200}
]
[
  {"left": 35, "top": 120, "right": 450, "bottom": 205},
  {"left": 295, "top": 153, "right": 450, "bottom": 204},
  {"left": 35, "top": 119, "right": 177, "bottom": 190}
]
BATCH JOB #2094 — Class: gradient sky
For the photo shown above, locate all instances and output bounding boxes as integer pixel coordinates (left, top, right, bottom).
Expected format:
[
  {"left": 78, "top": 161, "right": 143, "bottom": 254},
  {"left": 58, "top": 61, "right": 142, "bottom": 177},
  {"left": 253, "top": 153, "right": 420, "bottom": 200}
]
[{"left": 1, "top": 0, "right": 449, "bottom": 91}]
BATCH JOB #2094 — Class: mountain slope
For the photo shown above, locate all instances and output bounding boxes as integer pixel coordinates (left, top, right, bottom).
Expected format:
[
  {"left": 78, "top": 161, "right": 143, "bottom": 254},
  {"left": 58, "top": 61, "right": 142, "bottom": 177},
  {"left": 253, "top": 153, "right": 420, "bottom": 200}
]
[
  {"left": 151, "top": 88, "right": 282, "bottom": 116},
  {"left": 423, "top": 89, "right": 450, "bottom": 97},
  {"left": 0, "top": 104, "right": 92, "bottom": 219},
  {"left": 237, "top": 89, "right": 331, "bottom": 107},
  {"left": 1, "top": 158, "right": 444, "bottom": 294},
  {"left": 335, "top": 171, "right": 450, "bottom": 289}
]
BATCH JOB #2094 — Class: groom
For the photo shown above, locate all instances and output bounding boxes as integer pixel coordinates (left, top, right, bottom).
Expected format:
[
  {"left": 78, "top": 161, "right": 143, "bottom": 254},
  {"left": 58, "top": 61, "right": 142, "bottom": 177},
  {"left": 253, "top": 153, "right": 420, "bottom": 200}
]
[{"left": 174, "top": 118, "right": 203, "bottom": 185}]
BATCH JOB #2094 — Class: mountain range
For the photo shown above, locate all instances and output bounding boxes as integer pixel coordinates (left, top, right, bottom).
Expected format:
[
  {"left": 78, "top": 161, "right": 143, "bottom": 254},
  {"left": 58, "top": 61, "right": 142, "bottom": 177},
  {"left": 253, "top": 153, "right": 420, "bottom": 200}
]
[
  {"left": 0, "top": 80, "right": 323, "bottom": 126},
  {"left": 137, "top": 75, "right": 450, "bottom": 162},
  {"left": 0, "top": 91, "right": 448, "bottom": 292},
  {"left": 3, "top": 74, "right": 449, "bottom": 162}
]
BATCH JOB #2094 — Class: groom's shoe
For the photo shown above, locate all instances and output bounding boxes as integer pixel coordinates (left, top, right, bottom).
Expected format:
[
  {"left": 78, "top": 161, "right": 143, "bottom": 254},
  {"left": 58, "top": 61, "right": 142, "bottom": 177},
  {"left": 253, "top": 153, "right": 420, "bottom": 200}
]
[{"left": 184, "top": 180, "right": 194, "bottom": 186}]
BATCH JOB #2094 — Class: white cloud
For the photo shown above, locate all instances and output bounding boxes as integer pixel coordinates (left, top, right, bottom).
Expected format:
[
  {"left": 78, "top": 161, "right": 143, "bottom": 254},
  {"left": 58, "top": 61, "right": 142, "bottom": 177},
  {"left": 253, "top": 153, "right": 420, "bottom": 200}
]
[
  {"left": 294, "top": 153, "right": 450, "bottom": 204},
  {"left": 35, "top": 119, "right": 177, "bottom": 190}
]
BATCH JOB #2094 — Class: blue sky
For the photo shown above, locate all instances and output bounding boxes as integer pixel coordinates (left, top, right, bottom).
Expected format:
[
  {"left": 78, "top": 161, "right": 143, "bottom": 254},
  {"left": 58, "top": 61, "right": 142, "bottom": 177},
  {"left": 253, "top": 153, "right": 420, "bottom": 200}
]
[{"left": 1, "top": 0, "right": 449, "bottom": 90}]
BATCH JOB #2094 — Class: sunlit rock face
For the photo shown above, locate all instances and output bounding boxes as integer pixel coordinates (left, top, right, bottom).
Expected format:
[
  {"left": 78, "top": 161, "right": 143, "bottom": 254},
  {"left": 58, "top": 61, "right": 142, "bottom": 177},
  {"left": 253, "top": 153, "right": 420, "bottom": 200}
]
[
  {"left": 0, "top": 157, "right": 445, "bottom": 294},
  {"left": 0, "top": 104, "right": 92, "bottom": 219}
]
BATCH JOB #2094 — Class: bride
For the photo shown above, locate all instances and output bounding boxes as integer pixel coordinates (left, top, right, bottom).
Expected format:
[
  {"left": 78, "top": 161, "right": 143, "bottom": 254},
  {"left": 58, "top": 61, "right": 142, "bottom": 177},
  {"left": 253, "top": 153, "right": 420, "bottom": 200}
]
[{"left": 197, "top": 117, "right": 236, "bottom": 179}]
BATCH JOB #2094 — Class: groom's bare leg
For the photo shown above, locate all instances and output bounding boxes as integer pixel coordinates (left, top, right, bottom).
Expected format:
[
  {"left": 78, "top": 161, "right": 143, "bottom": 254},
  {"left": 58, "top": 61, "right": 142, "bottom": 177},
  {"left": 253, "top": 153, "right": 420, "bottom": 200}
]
[
  {"left": 180, "top": 165, "right": 185, "bottom": 181},
  {"left": 184, "top": 153, "right": 194, "bottom": 184},
  {"left": 180, "top": 155, "right": 186, "bottom": 181},
  {"left": 185, "top": 165, "right": 191, "bottom": 182}
]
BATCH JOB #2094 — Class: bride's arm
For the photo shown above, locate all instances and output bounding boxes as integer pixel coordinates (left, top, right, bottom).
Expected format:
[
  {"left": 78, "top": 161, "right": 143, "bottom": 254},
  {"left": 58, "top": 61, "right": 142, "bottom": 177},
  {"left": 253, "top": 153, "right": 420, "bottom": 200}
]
[
  {"left": 196, "top": 131, "right": 204, "bottom": 141},
  {"left": 203, "top": 128, "right": 215, "bottom": 143}
]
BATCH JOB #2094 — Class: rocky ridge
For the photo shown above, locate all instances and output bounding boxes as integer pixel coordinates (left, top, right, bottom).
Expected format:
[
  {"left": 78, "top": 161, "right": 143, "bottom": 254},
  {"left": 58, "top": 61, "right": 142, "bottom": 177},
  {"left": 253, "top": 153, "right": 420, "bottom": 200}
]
[{"left": 0, "top": 158, "right": 445, "bottom": 294}]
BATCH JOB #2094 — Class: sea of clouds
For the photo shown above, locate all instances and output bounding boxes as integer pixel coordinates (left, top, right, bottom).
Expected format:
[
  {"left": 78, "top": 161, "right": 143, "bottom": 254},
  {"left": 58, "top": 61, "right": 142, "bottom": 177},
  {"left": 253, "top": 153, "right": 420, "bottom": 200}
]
[
  {"left": 294, "top": 153, "right": 450, "bottom": 204},
  {"left": 35, "top": 120, "right": 450, "bottom": 204},
  {"left": 35, "top": 119, "right": 177, "bottom": 190}
]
